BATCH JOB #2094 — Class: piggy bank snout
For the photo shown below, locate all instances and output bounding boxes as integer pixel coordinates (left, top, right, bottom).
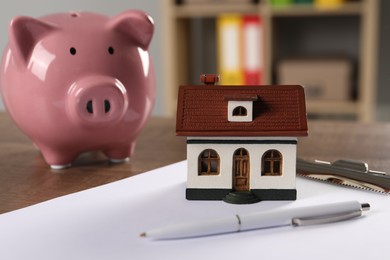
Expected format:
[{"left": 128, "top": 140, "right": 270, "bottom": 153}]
[{"left": 67, "top": 76, "right": 128, "bottom": 127}]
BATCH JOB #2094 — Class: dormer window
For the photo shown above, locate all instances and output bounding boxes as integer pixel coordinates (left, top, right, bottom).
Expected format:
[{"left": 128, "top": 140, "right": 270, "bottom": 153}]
[
  {"left": 233, "top": 106, "right": 247, "bottom": 116},
  {"left": 225, "top": 94, "right": 258, "bottom": 122}
]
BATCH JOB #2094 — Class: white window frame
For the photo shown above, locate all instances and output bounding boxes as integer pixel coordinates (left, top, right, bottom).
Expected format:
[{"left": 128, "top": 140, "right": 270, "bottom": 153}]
[{"left": 228, "top": 100, "right": 253, "bottom": 122}]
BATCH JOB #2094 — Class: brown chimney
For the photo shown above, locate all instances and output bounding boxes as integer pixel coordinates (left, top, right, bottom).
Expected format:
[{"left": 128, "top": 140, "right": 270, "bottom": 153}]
[{"left": 200, "top": 74, "right": 220, "bottom": 85}]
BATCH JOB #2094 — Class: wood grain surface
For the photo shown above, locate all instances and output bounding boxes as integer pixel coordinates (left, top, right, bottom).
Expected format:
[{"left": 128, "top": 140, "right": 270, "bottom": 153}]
[{"left": 1, "top": 112, "right": 389, "bottom": 213}]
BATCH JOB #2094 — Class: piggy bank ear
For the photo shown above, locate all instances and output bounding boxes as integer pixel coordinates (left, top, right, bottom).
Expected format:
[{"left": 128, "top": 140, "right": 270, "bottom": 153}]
[
  {"left": 9, "top": 16, "right": 57, "bottom": 65},
  {"left": 108, "top": 10, "right": 154, "bottom": 50}
]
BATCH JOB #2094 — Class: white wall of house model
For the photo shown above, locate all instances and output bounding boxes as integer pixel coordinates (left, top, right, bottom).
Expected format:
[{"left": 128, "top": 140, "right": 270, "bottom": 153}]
[{"left": 186, "top": 137, "right": 297, "bottom": 190}]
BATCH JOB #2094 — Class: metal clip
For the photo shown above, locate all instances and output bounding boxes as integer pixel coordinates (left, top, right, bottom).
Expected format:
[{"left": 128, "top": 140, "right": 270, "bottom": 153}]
[{"left": 297, "top": 158, "right": 390, "bottom": 194}]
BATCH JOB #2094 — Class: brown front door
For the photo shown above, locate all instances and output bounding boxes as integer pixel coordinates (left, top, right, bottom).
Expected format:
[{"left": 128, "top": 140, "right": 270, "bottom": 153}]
[{"left": 233, "top": 148, "right": 250, "bottom": 191}]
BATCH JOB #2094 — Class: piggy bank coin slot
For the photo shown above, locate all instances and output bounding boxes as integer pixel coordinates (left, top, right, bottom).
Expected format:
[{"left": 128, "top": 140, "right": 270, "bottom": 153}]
[{"left": 70, "top": 12, "right": 80, "bottom": 18}]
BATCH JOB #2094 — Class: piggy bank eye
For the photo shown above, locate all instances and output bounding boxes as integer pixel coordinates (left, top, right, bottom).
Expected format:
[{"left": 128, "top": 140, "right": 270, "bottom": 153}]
[
  {"left": 108, "top": 46, "right": 114, "bottom": 55},
  {"left": 70, "top": 47, "right": 77, "bottom": 55}
]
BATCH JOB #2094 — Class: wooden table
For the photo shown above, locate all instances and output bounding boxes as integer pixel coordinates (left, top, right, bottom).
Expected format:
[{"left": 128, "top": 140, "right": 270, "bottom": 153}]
[{"left": 1, "top": 112, "right": 390, "bottom": 213}]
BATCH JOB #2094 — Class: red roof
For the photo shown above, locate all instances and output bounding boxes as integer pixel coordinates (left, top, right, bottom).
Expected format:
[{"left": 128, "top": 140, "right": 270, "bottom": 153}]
[{"left": 176, "top": 85, "right": 308, "bottom": 137}]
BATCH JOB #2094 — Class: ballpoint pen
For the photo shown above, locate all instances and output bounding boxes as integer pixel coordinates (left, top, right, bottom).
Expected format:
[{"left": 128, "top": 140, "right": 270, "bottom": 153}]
[{"left": 140, "top": 200, "right": 369, "bottom": 240}]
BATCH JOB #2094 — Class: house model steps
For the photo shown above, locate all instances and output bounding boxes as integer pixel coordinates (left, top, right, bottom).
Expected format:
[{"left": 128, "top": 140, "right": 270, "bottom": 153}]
[{"left": 176, "top": 74, "right": 308, "bottom": 204}]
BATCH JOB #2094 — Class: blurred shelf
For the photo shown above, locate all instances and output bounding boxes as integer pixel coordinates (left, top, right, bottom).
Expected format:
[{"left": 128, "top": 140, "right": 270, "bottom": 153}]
[
  {"left": 174, "top": 3, "right": 260, "bottom": 18},
  {"left": 306, "top": 100, "right": 358, "bottom": 115},
  {"left": 174, "top": 2, "right": 363, "bottom": 18},
  {"left": 270, "top": 2, "right": 363, "bottom": 17},
  {"left": 163, "top": 0, "right": 379, "bottom": 121}
]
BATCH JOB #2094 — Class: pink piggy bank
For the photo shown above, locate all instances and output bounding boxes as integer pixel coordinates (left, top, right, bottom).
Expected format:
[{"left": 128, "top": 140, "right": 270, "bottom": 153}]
[{"left": 0, "top": 10, "right": 155, "bottom": 169}]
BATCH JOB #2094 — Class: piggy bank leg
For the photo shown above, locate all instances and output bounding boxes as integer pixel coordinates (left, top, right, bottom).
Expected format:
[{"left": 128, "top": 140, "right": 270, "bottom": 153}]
[
  {"left": 51, "top": 164, "right": 72, "bottom": 170},
  {"left": 39, "top": 146, "right": 77, "bottom": 169},
  {"left": 103, "top": 142, "right": 136, "bottom": 164}
]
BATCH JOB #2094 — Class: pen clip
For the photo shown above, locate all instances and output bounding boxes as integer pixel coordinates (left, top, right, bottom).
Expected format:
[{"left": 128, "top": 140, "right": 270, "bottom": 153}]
[{"left": 292, "top": 210, "right": 362, "bottom": 227}]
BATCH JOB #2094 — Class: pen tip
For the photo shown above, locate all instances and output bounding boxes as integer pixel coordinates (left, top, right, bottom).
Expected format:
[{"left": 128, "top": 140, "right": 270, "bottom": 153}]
[{"left": 140, "top": 232, "right": 146, "bottom": 237}]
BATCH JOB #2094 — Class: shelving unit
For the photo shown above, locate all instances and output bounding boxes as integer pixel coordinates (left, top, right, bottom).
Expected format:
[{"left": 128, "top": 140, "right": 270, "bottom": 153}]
[{"left": 162, "top": 0, "right": 379, "bottom": 121}]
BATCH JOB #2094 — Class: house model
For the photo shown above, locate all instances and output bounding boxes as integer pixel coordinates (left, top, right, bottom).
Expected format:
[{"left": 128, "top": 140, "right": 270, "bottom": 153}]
[{"left": 176, "top": 75, "right": 308, "bottom": 204}]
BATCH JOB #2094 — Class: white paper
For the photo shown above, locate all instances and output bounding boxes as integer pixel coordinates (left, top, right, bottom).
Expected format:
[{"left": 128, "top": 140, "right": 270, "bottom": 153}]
[{"left": 0, "top": 161, "right": 388, "bottom": 260}]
